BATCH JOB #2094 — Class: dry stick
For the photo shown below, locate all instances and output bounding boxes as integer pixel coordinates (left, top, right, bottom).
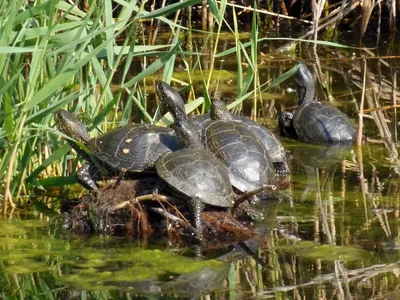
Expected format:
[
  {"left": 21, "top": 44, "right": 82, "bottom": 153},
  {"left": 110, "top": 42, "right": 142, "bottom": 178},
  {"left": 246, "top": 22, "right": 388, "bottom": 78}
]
[
  {"left": 362, "top": 104, "right": 400, "bottom": 113},
  {"left": 167, "top": 5, "right": 182, "bottom": 45},
  {"left": 272, "top": 0, "right": 360, "bottom": 53},
  {"left": 357, "top": 60, "right": 367, "bottom": 146},
  {"left": 111, "top": 193, "right": 198, "bottom": 234},
  {"left": 313, "top": 51, "right": 330, "bottom": 101},
  {"left": 151, "top": 0, "right": 167, "bottom": 45},
  {"left": 362, "top": 65, "right": 400, "bottom": 167},
  {"left": 359, "top": 0, "right": 374, "bottom": 41},
  {"left": 315, "top": 0, "right": 384, "bottom": 41},
  {"left": 111, "top": 194, "right": 154, "bottom": 210},
  {"left": 302, "top": 0, "right": 361, "bottom": 39},
  {"left": 357, "top": 61, "right": 368, "bottom": 223},
  {"left": 388, "top": 0, "right": 396, "bottom": 38},
  {"left": 313, "top": 0, "right": 327, "bottom": 52},
  {"left": 201, "top": 0, "right": 207, "bottom": 31},
  {"left": 302, "top": 0, "right": 348, "bottom": 19},
  {"left": 152, "top": 194, "right": 192, "bottom": 224},
  {"left": 272, "top": 262, "right": 399, "bottom": 292},
  {"left": 232, "top": 185, "right": 276, "bottom": 212},
  {"left": 348, "top": 61, "right": 398, "bottom": 106},
  {"left": 392, "top": 69, "right": 397, "bottom": 142},
  {"left": 147, "top": 207, "right": 199, "bottom": 236},
  {"left": 216, "top": 1, "right": 313, "bottom": 24},
  {"left": 376, "top": 0, "right": 381, "bottom": 45},
  {"left": 152, "top": 194, "right": 200, "bottom": 237}
]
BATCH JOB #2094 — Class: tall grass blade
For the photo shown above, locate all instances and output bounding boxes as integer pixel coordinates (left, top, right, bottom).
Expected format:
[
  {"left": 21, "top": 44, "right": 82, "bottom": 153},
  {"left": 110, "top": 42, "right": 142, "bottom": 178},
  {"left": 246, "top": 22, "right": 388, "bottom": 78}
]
[{"left": 139, "top": 0, "right": 202, "bottom": 19}]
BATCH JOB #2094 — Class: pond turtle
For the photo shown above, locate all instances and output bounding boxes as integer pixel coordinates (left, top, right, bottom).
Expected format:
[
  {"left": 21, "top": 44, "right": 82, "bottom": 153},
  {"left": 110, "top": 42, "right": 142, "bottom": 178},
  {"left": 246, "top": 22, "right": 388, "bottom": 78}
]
[
  {"left": 156, "top": 118, "right": 235, "bottom": 240},
  {"left": 279, "top": 62, "right": 356, "bottom": 144},
  {"left": 156, "top": 81, "right": 276, "bottom": 194},
  {"left": 193, "top": 100, "right": 289, "bottom": 174},
  {"left": 55, "top": 110, "right": 182, "bottom": 190}
]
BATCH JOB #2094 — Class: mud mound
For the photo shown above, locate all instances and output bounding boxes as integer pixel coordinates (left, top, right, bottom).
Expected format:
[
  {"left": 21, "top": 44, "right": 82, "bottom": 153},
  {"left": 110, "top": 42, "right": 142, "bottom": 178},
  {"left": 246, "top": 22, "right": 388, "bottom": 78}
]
[{"left": 61, "top": 177, "right": 255, "bottom": 243}]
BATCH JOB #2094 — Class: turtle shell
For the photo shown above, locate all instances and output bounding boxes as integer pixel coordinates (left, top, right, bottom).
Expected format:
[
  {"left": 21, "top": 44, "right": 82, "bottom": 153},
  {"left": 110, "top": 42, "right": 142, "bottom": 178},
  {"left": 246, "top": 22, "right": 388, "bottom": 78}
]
[
  {"left": 156, "top": 149, "right": 234, "bottom": 207},
  {"left": 192, "top": 114, "right": 286, "bottom": 164},
  {"left": 293, "top": 62, "right": 356, "bottom": 144},
  {"left": 87, "top": 124, "right": 182, "bottom": 172},
  {"left": 201, "top": 119, "right": 275, "bottom": 192},
  {"left": 293, "top": 102, "right": 356, "bottom": 144}
]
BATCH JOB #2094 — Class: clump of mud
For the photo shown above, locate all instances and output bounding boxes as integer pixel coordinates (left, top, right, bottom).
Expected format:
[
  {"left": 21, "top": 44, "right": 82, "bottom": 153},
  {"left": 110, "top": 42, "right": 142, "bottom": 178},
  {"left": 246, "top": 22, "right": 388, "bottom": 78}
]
[{"left": 61, "top": 177, "right": 255, "bottom": 243}]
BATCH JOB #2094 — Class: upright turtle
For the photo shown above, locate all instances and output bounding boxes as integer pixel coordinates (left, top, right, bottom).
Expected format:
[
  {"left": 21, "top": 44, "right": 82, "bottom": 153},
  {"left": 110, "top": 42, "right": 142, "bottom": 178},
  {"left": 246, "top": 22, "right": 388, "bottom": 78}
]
[
  {"left": 55, "top": 110, "right": 182, "bottom": 190},
  {"left": 156, "top": 81, "right": 276, "bottom": 195},
  {"left": 279, "top": 62, "right": 356, "bottom": 144}
]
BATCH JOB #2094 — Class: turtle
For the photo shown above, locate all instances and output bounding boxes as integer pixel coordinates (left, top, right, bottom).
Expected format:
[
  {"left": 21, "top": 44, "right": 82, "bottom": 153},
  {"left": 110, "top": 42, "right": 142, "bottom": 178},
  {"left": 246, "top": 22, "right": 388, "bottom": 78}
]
[
  {"left": 156, "top": 118, "right": 235, "bottom": 240},
  {"left": 192, "top": 100, "right": 289, "bottom": 175},
  {"left": 55, "top": 109, "right": 182, "bottom": 190},
  {"left": 156, "top": 81, "right": 276, "bottom": 195},
  {"left": 279, "top": 62, "right": 356, "bottom": 144}
]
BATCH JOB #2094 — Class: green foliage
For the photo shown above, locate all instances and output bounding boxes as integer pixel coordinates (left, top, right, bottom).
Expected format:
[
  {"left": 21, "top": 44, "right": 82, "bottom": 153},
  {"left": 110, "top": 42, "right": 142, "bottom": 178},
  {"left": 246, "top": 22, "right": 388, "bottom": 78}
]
[
  {"left": 0, "top": 0, "right": 354, "bottom": 203},
  {"left": 0, "top": 0, "right": 198, "bottom": 201}
]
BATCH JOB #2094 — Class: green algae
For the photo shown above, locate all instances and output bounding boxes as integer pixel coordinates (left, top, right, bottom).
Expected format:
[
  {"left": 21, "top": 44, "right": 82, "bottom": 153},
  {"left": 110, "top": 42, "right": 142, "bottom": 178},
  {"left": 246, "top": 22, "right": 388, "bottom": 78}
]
[{"left": 278, "top": 241, "right": 373, "bottom": 261}]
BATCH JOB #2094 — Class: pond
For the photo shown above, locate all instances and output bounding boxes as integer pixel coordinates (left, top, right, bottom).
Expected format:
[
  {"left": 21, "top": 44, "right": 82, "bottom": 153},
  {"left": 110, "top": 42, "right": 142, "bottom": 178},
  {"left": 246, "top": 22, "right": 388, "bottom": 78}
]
[{"left": 2, "top": 32, "right": 400, "bottom": 299}]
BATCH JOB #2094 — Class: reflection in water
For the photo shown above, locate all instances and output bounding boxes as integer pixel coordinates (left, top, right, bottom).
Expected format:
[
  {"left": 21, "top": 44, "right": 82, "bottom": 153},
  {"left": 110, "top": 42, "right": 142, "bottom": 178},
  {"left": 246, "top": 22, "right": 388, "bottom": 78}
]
[
  {"left": 3, "top": 144, "right": 400, "bottom": 298},
  {"left": 289, "top": 143, "right": 354, "bottom": 245}
]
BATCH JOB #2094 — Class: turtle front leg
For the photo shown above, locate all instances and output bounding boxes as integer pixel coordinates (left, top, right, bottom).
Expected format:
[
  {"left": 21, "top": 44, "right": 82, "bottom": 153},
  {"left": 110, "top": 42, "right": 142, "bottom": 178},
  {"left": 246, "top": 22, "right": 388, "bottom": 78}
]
[
  {"left": 113, "top": 169, "right": 126, "bottom": 187},
  {"left": 189, "top": 197, "right": 205, "bottom": 240},
  {"left": 278, "top": 111, "right": 297, "bottom": 139},
  {"left": 77, "top": 163, "right": 99, "bottom": 191}
]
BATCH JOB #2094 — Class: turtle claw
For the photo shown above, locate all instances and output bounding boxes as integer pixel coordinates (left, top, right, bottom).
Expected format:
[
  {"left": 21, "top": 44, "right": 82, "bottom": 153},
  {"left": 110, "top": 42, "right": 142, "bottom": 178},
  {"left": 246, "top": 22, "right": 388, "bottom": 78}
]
[{"left": 273, "top": 162, "right": 290, "bottom": 176}]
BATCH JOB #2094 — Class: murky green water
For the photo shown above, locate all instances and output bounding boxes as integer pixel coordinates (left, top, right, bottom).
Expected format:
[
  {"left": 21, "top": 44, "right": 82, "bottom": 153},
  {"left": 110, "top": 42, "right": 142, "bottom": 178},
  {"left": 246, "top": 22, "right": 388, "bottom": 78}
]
[{"left": 2, "top": 33, "right": 400, "bottom": 299}]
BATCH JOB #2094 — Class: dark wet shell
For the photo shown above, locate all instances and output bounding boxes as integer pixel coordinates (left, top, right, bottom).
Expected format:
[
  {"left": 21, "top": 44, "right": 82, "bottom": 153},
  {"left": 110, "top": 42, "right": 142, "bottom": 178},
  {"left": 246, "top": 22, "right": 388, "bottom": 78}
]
[
  {"left": 87, "top": 124, "right": 182, "bottom": 172},
  {"left": 201, "top": 119, "right": 275, "bottom": 192},
  {"left": 239, "top": 117, "right": 286, "bottom": 163},
  {"left": 156, "top": 149, "right": 234, "bottom": 207},
  {"left": 192, "top": 114, "right": 286, "bottom": 164},
  {"left": 293, "top": 102, "right": 357, "bottom": 144}
]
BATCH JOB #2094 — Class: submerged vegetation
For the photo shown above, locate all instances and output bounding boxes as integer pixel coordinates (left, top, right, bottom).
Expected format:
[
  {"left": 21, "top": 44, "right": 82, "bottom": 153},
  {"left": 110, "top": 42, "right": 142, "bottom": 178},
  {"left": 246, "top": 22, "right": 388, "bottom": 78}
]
[{"left": 1, "top": 0, "right": 399, "bottom": 209}]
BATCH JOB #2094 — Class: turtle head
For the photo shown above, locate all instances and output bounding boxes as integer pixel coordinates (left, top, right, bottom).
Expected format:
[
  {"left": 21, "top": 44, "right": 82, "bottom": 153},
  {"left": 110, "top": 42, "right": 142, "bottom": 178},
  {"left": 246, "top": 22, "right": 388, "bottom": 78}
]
[
  {"left": 210, "top": 99, "right": 232, "bottom": 121},
  {"left": 156, "top": 81, "right": 187, "bottom": 122},
  {"left": 55, "top": 109, "right": 90, "bottom": 144},
  {"left": 174, "top": 119, "right": 204, "bottom": 150},
  {"left": 278, "top": 111, "right": 298, "bottom": 139},
  {"left": 295, "top": 62, "right": 315, "bottom": 106}
]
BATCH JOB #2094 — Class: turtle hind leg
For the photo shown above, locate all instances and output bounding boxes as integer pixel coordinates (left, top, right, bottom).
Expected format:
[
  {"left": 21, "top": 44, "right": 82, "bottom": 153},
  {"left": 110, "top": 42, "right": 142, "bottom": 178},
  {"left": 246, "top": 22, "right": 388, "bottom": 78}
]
[
  {"left": 273, "top": 161, "right": 290, "bottom": 176},
  {"left": 111, "top": 169, "right": 126, "bottom": 189},
  {"left": 77, "top": 163, "right": 99, "bottom": 191},
  {"left": 188, "top": 197, "right": 205, "bottom": 241}
]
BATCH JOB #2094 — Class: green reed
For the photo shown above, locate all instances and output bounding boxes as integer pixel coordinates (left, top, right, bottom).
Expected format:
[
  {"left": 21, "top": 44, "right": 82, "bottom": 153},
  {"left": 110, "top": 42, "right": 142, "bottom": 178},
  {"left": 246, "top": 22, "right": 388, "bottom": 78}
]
[
  {"left": 0, "top": 0, "right": 351, "bottom": 210},
  {"left": 0, "top": 0, "right": 202, "bottom": 208}
]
